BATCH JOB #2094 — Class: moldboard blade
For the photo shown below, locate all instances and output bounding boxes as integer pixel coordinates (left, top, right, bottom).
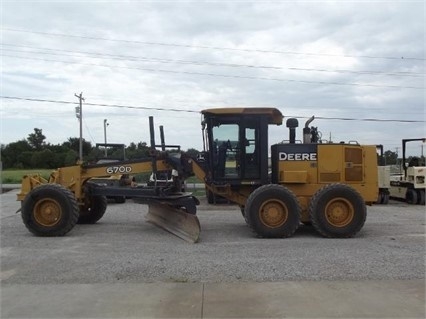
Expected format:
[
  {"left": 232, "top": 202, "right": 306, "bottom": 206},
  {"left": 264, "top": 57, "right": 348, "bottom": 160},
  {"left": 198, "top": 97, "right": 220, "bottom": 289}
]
[{"left": 146, "top": 202, "right": 201, "bottom": 243}]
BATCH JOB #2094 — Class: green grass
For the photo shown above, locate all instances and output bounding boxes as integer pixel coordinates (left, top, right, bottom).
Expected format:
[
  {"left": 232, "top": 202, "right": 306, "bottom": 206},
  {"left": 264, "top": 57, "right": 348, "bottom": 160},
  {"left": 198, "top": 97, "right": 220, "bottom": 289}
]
[
  {"left": 186, "top": 176, "right": 202, "bottom": 183},
  {"left": 1, "top": 169, "right": 53, "bottom": 184}
]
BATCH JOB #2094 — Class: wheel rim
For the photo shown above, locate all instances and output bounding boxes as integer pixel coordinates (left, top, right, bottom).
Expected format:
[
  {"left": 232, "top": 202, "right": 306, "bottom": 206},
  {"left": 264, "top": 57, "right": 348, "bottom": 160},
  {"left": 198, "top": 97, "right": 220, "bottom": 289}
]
[
  {"left": 33, "top": 198, "right": 62, "bottom": 227},
  {"left": 259, "top": 199, "right": 288, "bottom": 228},
  {"left": 324, "top": 197, "right": 354, "bottom": 227}
]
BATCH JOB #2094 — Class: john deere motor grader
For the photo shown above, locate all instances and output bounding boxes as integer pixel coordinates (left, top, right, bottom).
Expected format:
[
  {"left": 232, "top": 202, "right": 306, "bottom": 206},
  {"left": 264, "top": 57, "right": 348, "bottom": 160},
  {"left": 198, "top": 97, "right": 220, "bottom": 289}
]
[{"left": 17, "top": 108, "right": 378, "bottom": 242}]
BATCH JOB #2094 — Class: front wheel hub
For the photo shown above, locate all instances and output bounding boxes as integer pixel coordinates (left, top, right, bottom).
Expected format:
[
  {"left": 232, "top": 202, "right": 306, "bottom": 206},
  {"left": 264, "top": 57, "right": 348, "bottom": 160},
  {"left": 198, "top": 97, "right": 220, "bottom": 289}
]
[{"left": 34, "top": 199, "right": 62, "bottom": 227}]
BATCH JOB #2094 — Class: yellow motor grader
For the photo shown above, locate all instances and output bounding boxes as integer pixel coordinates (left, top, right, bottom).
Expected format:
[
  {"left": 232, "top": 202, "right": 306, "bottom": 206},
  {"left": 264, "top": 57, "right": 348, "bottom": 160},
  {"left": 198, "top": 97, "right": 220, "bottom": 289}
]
[{"left": 17, "top": 108, "right": 378, "bottom": 242}]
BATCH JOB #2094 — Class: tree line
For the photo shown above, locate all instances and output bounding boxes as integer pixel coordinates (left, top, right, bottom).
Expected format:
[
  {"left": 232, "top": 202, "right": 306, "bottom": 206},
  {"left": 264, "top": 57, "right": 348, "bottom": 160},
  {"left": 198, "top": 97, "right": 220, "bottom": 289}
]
[
  {"left": 1, "top": 128, "right": 199, "bottom": 170},
  {"left": 0, "top": 127, "right": 419, "bottom": 170}
]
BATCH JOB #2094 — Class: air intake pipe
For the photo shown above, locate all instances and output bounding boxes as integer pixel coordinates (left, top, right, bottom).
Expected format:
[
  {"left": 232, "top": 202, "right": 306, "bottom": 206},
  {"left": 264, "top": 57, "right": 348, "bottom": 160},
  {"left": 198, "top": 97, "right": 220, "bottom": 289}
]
[
  {"left": 303, "top": 116, "right": 315, "bottom": 143},
  {"left": 286, "top": 118, "right": 299, "bottom": 144}
]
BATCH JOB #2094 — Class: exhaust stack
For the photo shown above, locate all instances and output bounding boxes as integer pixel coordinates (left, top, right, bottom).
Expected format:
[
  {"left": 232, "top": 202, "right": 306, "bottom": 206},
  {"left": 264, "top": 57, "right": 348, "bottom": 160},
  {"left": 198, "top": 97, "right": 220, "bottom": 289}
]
[
  {"left": 303, "top": 116, "right": 315, "bottom": 143},
  {"left": 286, "top": 118, "right": 299, "bottom": 144}
]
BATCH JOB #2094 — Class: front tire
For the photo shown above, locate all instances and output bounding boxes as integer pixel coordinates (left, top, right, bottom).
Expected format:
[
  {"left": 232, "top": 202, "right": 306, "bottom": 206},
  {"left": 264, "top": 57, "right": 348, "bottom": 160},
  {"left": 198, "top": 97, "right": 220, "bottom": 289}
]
[
  {"left": 21, "top": 184, "right": 79, "bottom": 236},
  {"left": 309, "top": 183, "right": 366, "bottom": 238},
  {"left": 240, "top": 206, "right": 251, "bottom": 226},
  {"left": 206, "top": 188, "right": 215, "bottom": 204},
  {"left": 78, "top": 195, "right": 108, "bottom": 224},
  {"left": 245, "top": 184, "right": 301, "bottom": 238},
  {"left": 113, "top": 196, "right": 126, "bottom": 204}
]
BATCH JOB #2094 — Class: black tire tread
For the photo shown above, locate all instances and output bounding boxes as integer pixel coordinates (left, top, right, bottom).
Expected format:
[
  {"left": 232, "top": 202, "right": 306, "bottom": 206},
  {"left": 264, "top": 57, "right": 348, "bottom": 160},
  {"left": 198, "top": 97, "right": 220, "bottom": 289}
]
[
  {"left": 416, "top": 189, "right": 425, "bottom": 205},
  {"left": 309, "top": 183, "right": 366, "bottom": 238},
  {"left": 21, "top": 184, "right": 79, "bottom": 236},
  {"left": 406, "top": 189, "right": 418, "bottom": 205},
  {"left": 78, "top": 195, "right": 108, "bottom": 224},
  {"left": 245, "top": 184, "right": 301, "bottom": 238},
  {"left": 114, "top": 196, "right": 126, "bottom": 204}
]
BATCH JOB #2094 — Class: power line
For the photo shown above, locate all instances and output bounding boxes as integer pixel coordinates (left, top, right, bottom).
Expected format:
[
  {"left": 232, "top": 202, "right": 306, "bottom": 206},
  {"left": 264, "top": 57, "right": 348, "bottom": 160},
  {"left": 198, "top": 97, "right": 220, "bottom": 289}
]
[
  {"left": 2, "top": 27, "right": 424, "bottom": 61},
  {"left": 2, "top": 54, "right": 423, "bottom": 90},
  {"left": 2, "top": 44, "right": 423, "bottom": 78},
  {"left": 0, "top": 96, "right": 199, "bottom": 114},
  {"left": 288, "top": 115, "right": 425, "bottom": 123},
  {"left": 1, "top": 97, "right": 422, "bottom": 117},
  {"left": 2, "top": 95, "right": 425, "bottom": 123}
]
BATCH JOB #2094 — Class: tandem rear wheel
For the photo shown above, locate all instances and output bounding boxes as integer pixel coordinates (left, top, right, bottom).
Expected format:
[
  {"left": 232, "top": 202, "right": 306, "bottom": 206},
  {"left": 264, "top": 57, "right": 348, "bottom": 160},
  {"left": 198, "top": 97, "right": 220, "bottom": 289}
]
[
  {"left": 244, "top": 184, "right": 301, "bottom": 238},
  {"left": 416, "top": 189, "right": 425, "bottom": 205},
  {"left": 309, "top": 183, "right": 366, "bottom": 238},
  {"left": 406, "top": 188, "right": 425, "bottom": 205}
]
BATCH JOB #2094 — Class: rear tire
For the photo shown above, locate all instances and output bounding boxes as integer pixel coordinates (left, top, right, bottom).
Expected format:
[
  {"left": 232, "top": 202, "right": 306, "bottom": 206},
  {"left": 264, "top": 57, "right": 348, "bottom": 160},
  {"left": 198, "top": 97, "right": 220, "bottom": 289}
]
[
  {"left": 78, "top": 195, "right": 108, "bottom": 224},
  {"left": 382, "top": 193, "right": 390, "bottom": 205},
  {"left": 309, "top": 183, "right": 366, "bottom": 238},
  {"left": 245, "top": 184, "right": 300, "bottom": 238},
  {"left": 406, "top": 189, "right": 417, "bottom": 205},
  {"left": 21, "top": 184, "right": 79, "bottom": 236},
  {"left": 376, "top": 192, "right": 384, "bottom": 204},
  {"left": 416, "top": 190, "right": 425, "bottom": 205}
]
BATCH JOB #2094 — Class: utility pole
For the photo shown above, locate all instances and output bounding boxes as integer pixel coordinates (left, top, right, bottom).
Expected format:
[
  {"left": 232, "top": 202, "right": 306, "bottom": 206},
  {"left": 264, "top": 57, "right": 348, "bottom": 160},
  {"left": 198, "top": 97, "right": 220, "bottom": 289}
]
[
  {"left": 74, "top": 92, "right": 85, "bottom": 161},
  {"left": 103, "top": 119, "right": 109, "bottom": 157}
]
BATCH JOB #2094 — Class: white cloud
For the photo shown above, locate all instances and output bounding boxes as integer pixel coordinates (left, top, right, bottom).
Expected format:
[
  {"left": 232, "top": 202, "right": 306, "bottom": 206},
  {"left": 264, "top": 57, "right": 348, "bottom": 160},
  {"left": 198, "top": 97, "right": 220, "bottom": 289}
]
[{"left": 1, "top": 1, "right": 424, "bottom": 155}]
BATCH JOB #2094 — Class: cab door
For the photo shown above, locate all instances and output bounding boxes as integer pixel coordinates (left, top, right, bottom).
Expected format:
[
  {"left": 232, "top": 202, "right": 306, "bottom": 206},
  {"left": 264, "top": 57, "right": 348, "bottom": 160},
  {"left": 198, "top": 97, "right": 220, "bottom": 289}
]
[{"left": 208, "top": 115, "right": 269, "bottom": 184}]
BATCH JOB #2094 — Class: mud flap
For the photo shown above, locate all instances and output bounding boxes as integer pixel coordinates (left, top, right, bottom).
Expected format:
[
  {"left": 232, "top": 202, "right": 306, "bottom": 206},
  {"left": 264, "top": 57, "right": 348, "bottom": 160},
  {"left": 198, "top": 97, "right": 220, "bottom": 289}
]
[{"left": 146, "top": 202, "right": 201, "bottom": 243}]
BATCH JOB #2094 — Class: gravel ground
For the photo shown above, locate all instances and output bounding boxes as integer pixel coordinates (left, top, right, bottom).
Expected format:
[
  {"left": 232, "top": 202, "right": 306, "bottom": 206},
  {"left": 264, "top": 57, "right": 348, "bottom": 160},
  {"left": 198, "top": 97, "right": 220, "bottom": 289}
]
[{"left": 1, "top": 189, "right": 425, "bottom": 284}]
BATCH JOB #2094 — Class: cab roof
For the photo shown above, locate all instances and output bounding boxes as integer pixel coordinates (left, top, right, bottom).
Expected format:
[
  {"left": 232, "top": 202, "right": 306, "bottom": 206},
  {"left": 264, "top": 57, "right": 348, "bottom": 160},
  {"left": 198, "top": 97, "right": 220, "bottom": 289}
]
[{"left": 201, "top": 107, "right": 283, "bottom": 125}]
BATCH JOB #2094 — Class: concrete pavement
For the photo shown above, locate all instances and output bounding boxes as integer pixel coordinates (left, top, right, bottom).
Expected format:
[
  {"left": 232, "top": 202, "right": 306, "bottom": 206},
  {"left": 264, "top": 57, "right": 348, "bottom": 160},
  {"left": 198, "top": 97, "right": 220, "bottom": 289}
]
[{"left": 1, "top": 280, "right": 425, "bottom": 318}]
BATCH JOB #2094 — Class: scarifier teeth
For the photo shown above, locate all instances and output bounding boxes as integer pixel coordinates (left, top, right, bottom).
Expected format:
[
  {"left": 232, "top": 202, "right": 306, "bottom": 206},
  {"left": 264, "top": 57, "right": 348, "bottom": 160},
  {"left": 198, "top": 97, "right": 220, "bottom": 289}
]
[{"left": 146, "top": 203, "right": 201, "bottom": 243}]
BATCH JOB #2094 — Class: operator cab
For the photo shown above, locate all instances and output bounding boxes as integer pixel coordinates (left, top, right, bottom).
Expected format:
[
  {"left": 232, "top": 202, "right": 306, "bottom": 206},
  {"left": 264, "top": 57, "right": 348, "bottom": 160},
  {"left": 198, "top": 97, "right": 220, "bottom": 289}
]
[{"left": 201, "top": 108, "right": 283, "bottom": 185}]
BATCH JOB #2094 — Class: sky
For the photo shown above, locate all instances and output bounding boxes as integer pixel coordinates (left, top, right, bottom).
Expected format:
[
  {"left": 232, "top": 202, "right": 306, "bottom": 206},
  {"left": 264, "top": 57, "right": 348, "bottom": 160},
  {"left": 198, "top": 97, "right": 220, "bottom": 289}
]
[{"left": 1, "top": 0, "right": 425, "bottom": 156}]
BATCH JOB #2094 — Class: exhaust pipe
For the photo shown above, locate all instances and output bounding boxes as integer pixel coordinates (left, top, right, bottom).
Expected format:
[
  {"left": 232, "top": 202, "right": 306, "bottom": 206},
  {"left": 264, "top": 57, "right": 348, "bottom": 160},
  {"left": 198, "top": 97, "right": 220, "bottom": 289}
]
[
  {"left": 303, "top": 116, "right": 315, "bottom": 144},
  {"left": 286, "top": 118, "right": 299, "bottom": 144}
]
